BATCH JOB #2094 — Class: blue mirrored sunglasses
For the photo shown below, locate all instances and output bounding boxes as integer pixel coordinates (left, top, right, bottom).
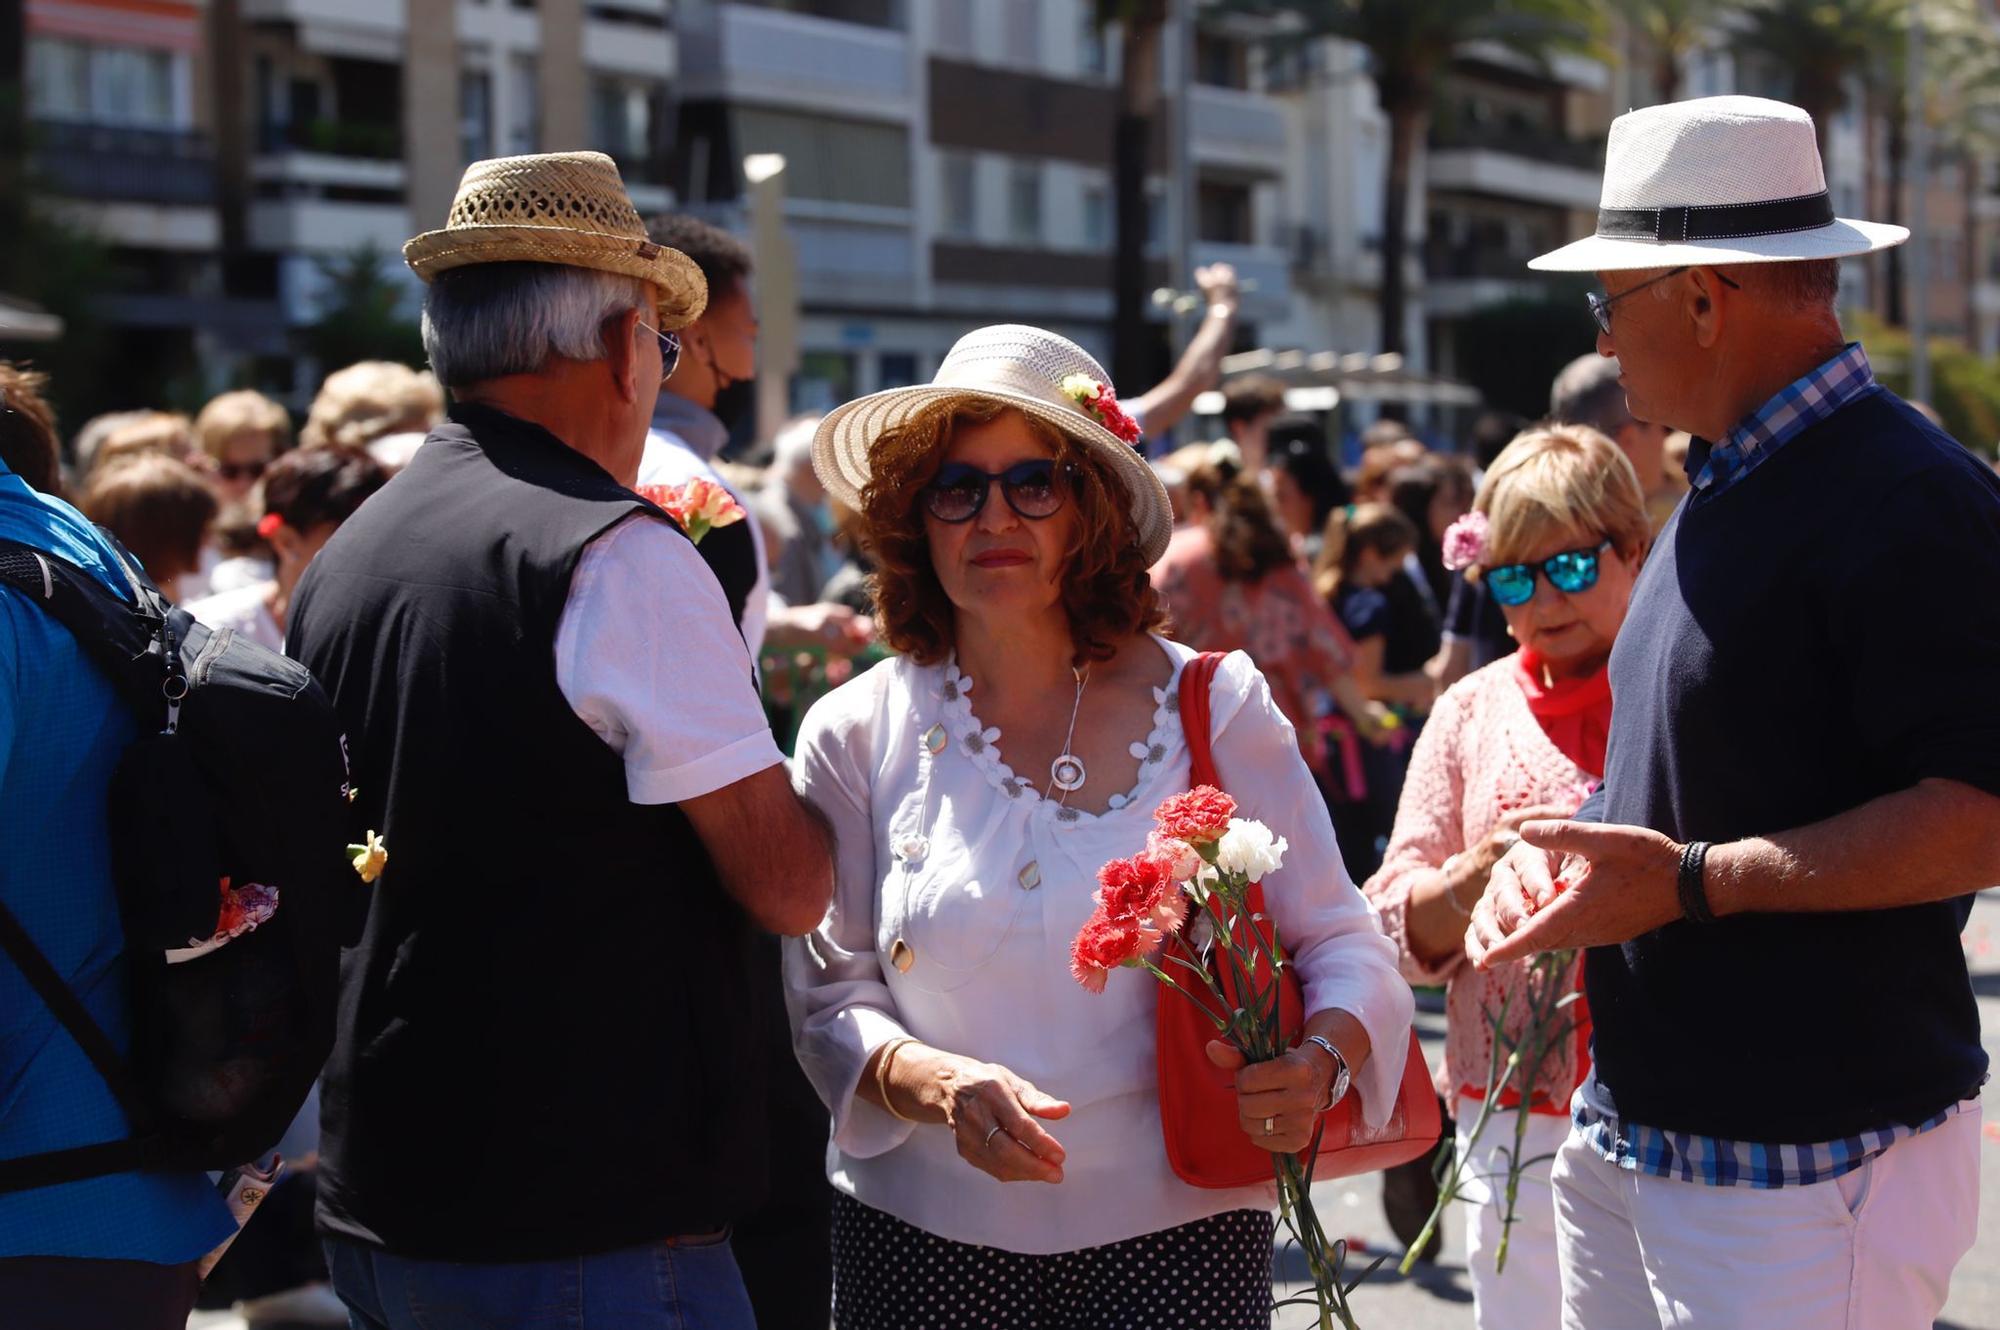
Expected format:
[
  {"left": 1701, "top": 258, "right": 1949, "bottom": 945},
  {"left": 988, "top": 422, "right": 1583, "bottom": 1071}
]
[
  {"left": 922, "top": 459, "right": 1069, "bottom": 523},
  {"left": 1485, "top": 540, "right": 1612, "bottom": 607}
]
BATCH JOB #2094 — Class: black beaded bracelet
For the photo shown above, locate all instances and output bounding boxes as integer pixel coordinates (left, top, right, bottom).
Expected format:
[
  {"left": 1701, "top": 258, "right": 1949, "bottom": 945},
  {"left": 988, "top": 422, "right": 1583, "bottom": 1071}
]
[{"left": 1677, "top": 839, "right": 1716, "bottom": 925}]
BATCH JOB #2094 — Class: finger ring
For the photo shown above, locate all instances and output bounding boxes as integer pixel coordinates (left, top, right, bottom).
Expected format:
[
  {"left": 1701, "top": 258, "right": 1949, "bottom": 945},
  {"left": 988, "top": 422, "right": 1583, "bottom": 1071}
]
[
  {"left": 983, "top": 1124, "right": 1006, "bottom": 1149},
  {"left": 1262, "top": 1116, "right": 1276, "bottom": 1136}
]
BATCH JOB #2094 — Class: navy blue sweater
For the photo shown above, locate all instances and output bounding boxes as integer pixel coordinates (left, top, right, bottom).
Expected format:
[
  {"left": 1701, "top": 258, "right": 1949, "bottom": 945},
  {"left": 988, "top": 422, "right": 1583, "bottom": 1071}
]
[{"left": 1580, "top": 389, "right": 1995, "bottom": 1143}]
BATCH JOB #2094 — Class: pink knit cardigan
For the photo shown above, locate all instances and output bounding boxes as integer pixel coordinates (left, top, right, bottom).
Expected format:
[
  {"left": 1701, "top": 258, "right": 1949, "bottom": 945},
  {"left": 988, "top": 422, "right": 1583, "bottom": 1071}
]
[{"left": 1362, "top": 656, "right": 1598, "bottom": 1109}]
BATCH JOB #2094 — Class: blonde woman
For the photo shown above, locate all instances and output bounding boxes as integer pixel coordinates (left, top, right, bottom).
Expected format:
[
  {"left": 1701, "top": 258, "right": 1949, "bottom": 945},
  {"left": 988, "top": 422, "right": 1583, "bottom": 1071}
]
[
  {"left": 194, "top": 390, "right": 291, "bottom": 504},
  {"left": 1363, "top": 425, "right": 1650, "bottom": 1329},
  {"left": 300, "top": 361, "right": 446, "bottom": 469}
]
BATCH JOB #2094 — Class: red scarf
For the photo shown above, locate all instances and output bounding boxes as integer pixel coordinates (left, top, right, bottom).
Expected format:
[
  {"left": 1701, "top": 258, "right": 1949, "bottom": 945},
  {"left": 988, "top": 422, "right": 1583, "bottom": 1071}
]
[{"left": 1512, "top": 648, "right": 1613, "bottom": 779}]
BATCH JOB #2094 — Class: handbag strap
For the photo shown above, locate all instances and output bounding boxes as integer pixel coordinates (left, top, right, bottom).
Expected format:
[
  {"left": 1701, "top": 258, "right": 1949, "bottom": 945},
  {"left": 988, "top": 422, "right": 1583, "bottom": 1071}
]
[{"left": 1177, "top": 652, "right": 1226, "bottom": 790}]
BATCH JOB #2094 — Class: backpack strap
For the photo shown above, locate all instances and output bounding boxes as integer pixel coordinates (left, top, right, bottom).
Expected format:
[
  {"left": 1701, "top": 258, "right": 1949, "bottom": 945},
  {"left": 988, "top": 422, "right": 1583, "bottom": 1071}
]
[
  {"left": 0, "top": 537, "right": 184, "bottom": 729},
  {"left": 1177, "top": 651, "right": 1227, "bottom": 789}
]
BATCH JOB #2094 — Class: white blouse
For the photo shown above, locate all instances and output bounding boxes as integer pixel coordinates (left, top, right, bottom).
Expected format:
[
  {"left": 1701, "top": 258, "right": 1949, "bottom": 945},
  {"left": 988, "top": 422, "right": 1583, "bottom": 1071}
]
[{"left": 785, "top": 636, "right": 1413, "bottom": 1255}]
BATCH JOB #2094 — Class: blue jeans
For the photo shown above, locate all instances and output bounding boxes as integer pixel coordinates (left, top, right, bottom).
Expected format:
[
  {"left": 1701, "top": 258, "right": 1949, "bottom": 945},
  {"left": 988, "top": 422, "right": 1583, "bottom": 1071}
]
[{"left": 324, "top": 1233, "right": 757, "bottom": 1330}]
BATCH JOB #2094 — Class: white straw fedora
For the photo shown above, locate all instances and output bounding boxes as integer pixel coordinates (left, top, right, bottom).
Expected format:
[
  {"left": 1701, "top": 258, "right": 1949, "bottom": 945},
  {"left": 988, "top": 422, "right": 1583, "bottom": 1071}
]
[
  {"left": 1529, "top": 96, "right": 1907, "bottom": 272},
  {"left": 405, "top": 151, "right": 707, "bottom": 330},
  {"left": 812, "top": 325, "right": 1174, "bottom": 563}
]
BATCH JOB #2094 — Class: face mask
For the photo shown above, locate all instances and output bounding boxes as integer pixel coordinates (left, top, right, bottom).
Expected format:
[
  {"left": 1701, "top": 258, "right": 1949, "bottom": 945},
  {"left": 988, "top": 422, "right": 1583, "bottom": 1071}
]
[{"left": 710, "top": 375, "right": 756, "bottom": 433}]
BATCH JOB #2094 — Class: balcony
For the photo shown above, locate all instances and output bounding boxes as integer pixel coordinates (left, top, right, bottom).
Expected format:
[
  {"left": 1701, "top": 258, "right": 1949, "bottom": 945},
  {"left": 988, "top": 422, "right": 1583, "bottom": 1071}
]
[
  {"left": 244, "top": 0, "right": 404, "bottom": 60},
  {"left": 262, "top": 118, "right": 402, "bottom": 160},
  {"left": 583, "top": 13, "right": 674, "bottom": 77},
  {"left": 249, "top": 198, "right": 413, "bottom": 254},
  {"left": 1427, "top": 123, "right": 1603, "bottom": 210},
  {"left": 679, "top": 2, "right": 910, "bottom": 120},
  {"left": 789, "top": 214, "right": 917, "bottom": 306},
  {"left": 1423, "top": 240, "right": 1545, "bottom": 318},
  {"left": 32, "top": 123, "right": 217, "bottom": 207},
  {"left": 1189, "top": 85, "right": 1287, "bottom": 178}
]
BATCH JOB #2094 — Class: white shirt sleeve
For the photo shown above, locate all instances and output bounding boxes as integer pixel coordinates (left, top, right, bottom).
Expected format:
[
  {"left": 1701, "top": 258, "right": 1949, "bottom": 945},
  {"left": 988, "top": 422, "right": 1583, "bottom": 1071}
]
[
  {"left": 554, "top": 512, "right": 784, "bottom": 804},
  {"left": 1207, "top": 650, "right": 1416, "bottom": 1131},
  {"left": 784, "top": 668, "right": 917, "bottom": 1159}
]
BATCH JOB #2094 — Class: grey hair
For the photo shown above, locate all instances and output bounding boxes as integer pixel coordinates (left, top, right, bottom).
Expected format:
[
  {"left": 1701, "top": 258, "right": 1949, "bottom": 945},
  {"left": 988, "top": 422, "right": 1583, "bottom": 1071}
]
[
  {"left": 1550, "top": 352, "right": 1631, "bottom": 438},
  {"left": 772, "top": 413, "right": 822, "bottom": 475},
  {"left": 420, "top": 262, "right": 653, "bottom": 388}
]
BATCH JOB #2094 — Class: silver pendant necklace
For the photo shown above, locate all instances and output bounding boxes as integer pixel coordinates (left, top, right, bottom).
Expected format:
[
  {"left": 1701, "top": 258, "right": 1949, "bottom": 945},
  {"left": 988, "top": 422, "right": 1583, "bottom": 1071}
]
[{"left": 1044, "top": 665, "right": 1091, "bottom": 798}]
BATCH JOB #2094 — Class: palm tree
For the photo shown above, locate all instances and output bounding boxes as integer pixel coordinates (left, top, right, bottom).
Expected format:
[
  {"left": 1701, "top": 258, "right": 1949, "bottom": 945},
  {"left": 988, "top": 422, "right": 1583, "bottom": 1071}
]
[
  {"left": 1732, "top": 0, "right": 1904, "bottom": 166},
  {"left": 1094, "top": 0, "right": 1170, "bottom": 394},
  {"left": 1220, "top": 0, "right": 1593, "bottom": 358},
  {"left": 1606, "top": 0, "right": 1727, "bottom": 105}
]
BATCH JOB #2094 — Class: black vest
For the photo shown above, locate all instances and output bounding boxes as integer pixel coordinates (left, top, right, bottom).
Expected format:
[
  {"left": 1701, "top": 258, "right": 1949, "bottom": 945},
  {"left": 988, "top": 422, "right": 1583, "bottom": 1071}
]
[{"left": 288, "top": 403, "right": 767, "bottom": 1260}]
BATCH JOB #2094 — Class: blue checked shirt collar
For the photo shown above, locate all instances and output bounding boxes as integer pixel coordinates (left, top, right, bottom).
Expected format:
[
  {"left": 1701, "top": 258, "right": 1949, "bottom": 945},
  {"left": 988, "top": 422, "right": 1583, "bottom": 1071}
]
[{"left": 1686, "top": 342, "right": 1879, "bottom": 500}]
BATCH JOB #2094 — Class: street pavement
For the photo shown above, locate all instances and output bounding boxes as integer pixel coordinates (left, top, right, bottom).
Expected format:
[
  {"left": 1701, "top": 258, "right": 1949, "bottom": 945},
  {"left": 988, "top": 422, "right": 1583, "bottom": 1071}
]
[
  {"left": 194, "top": 892, "right": 2000, "bottom": 1330},
  {"left": 1283, "top": 888, "right": 2000, "bottom": 1330}
]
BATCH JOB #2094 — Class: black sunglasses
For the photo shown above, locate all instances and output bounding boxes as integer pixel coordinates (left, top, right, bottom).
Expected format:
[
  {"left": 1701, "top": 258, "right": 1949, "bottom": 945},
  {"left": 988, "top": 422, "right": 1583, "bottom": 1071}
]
[
  {"left": 1485, "top": 540, "right": 1613, "bottom": 607},
  {"left": 217, "top": 459, "right": 267, "bottom": 483},
  {"left": 922, "top": 459, "right": 1070, "bottom": 524},
  {"left": 636, "top": 320, "right": 682, "bottom": 382},
  {"left": 1588, "top": 267, "right": 1742, "bottom": 336}
]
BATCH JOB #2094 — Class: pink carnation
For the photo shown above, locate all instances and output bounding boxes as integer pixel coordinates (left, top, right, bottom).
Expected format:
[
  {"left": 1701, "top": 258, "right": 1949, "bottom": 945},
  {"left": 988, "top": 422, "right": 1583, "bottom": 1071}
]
[
  {"left": 1441, "top": 510, "right": 1490, "bottom": 572},
  {"left": 1153, "top": 785, "right": 1236, "bottom": 845}
]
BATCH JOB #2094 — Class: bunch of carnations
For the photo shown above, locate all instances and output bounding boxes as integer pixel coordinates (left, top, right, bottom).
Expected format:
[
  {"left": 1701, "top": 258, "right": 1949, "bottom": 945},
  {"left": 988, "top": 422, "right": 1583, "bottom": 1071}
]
[{"left": 1070, "top": 785, "right": 1378, "bottom": 1330}]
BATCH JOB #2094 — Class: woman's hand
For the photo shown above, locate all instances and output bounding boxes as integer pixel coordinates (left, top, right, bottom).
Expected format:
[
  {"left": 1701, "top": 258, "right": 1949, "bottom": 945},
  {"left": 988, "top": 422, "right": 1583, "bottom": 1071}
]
[
  {"left": 880, "top": 1043, "right": 1071, "bottom": 1184},
  {"left": 1205, "top": 1039, "right": 1339, "bottom": 1156},
  {"left": 1452, "top": 802, "right": 1583, "bottom": 905}
]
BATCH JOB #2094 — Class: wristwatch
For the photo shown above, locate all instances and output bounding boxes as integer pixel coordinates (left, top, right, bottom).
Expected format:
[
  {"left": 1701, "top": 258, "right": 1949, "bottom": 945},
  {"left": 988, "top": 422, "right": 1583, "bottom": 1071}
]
[{"left": 1303, "top": 1034, "right": 1352, "bottom": 1112}]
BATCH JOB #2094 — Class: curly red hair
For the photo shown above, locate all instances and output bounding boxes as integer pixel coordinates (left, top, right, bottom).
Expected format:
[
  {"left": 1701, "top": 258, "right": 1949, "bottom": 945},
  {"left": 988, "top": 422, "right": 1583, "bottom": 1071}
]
[{"left": 858, "top": 398, "right": 1166, "bottom": 667}]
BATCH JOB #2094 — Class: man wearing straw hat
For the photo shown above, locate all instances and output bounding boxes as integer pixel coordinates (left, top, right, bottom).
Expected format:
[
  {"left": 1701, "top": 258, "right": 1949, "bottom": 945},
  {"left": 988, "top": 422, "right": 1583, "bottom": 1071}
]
[
  {"left": 288, "top": 152, "right": 834, "bottom": 1329},
  {"left": 1466, "top": 97, "right": 2000, "bottom": 1327}
]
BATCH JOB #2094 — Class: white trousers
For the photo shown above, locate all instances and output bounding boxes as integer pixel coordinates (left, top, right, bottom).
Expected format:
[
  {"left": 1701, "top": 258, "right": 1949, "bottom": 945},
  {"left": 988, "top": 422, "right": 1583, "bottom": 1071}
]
[
  {"left": 1553, "top": 1102, "right": 1983, "bottom": 1330},
  {"left": 1454, "top": 1102, "right": 1569, "bottom": 1330}
]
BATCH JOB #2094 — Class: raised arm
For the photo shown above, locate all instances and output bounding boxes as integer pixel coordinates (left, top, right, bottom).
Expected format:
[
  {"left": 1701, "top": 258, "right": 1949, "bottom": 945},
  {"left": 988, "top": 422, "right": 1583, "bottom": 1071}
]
[{"left": 1125, "top": 264, "right": 1240, "bottom": 437}]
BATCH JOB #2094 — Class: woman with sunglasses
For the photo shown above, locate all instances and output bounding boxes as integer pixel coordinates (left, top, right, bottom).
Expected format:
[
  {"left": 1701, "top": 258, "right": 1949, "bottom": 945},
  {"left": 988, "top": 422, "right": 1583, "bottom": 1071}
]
[
  {"left": 1361, "top": 424, "right": 1650, "bottom": 1330},
  {"left": 785, "top": 325, "right": 1412, "bottom": 1329}
]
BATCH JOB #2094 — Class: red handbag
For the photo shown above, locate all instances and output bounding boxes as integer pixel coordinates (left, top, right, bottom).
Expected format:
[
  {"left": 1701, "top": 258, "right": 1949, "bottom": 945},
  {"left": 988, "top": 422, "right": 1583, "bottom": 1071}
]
[{"left": 1156, "top": 652, "right": 1442, "bottom": 1188}]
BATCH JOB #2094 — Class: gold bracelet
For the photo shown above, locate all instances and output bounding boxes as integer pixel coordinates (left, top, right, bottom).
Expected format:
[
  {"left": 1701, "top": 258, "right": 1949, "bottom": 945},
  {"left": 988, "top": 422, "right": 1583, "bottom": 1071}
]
[{"left": 873, "top": 1037, "right": 919, "bottom": 1122}]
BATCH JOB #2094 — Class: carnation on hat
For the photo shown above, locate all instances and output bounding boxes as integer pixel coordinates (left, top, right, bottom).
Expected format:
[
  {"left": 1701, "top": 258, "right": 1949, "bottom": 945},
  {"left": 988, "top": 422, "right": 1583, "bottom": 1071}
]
[
  {"left": 811, "top": 324, "right": 1174, "bottom": 564},
  {"left": 1529, "top": 96, "right": 1906, "bottom": 273}
]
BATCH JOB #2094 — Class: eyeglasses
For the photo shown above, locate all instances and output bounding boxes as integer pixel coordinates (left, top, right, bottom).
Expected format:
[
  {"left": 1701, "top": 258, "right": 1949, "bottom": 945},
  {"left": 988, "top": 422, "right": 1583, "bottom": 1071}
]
[
  {"left": 1485, "top": 540, "right": 1613, "bottom": 607},
  {"left": 1587, "top": 266, "right": 1742, "bottom": 336},
  {"left": 216, "top": 459, "right": 267, "bottom": 483},
  {"left": 922, "top": 459, "right": 1070, "bottom": 524},
  {"left": 636, "top": 320, "right": 682, "bottom": 382}
]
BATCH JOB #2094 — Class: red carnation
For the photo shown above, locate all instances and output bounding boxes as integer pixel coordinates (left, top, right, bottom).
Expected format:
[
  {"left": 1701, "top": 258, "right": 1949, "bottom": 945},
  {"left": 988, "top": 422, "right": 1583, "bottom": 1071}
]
[
  {"left": 1092, "top": 387, "right": 1143, "bottom": 446},
  {"left": 1154, "top": 785, "right": 1236, "bottom": 845},
  {"left": 1069, "top": 911, "right": 1154, "bottom": 994},
  {"left": 1096, "top": 850, "right": 1190, "bottom": 939}
]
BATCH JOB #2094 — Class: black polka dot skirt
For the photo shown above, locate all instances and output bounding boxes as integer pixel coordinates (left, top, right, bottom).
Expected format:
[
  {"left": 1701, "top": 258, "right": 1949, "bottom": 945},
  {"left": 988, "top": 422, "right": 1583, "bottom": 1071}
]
[{"left": 830, "top": 1193, "right": 1275, "bottom": 1329}]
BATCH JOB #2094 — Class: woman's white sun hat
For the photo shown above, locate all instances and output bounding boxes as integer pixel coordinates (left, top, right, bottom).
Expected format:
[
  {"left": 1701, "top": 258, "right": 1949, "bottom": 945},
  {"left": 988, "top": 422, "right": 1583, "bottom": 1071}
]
[
  {"left": 812, "top": 324, "right": 1175, "bottom": 563},
  {"left": 1529, "top": 96, "right": 1908, "bottom": 273}
]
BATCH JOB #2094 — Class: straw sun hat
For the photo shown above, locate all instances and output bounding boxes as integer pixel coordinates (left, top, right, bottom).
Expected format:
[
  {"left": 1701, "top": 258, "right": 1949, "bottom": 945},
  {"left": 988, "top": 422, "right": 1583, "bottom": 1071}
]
[
  {"left": 1530, "top": 95, "right": 1907, "bottom": 272},
  {"left": 404, "top": 151, "right": 707, "bottom": 329},
  {"left": 812, "top": 325, "right": 1174, "bottom": 564}
]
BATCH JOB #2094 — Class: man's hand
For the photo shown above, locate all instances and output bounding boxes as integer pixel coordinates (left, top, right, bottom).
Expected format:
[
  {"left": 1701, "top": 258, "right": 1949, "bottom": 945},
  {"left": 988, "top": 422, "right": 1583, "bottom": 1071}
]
[{"left": 1466, "top": 820, "right": 1684, "bottom": 969}]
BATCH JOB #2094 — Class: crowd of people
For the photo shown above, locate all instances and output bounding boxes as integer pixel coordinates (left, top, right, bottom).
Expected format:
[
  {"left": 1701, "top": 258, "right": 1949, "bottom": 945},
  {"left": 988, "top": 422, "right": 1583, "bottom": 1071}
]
[{"left": 0, "top": 94, "right": 1996, "bottom": 1330}]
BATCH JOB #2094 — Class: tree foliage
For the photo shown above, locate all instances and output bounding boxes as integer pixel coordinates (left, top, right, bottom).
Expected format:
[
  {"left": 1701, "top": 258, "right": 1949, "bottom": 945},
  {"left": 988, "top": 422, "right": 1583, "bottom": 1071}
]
[{"left": 302, "top": 244, "right": 426, "bottom": 374}]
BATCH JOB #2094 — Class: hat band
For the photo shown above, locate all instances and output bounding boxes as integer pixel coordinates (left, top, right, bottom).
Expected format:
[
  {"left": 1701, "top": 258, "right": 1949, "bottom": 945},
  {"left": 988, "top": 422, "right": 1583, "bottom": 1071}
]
[{"left": 1596, "top": 191, "right": 1834, "bottom": 245}]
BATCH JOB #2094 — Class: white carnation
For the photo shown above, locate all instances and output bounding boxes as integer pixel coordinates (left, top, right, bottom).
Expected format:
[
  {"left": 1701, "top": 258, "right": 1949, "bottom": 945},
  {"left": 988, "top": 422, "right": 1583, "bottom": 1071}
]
[{"left": 1214, "top": 818, "right": 1287, "bottom": 881}]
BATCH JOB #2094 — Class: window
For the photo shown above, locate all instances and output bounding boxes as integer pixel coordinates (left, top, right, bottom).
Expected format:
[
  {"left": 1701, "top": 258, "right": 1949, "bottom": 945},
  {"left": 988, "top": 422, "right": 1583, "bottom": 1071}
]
[
  {"left": 506, "top": 54, "right": 538, "bottom": 156},
  {"left": 941, "top": 153, "right": 977, "bottom": 238},
  {"left": 1008, "top": 160, "right": 1042, "bottom": 244},
  {"left": 793, "top": 350, "right": 858, "bottom": 415},
  {"left": 1000, "top": 0, "right": 1041, "bottom": 68},
  {"left": 935, "top": 0, "right": 975, "bottom": 58},
  {"left": 735, "top": 108, "right": 911, "bottom": 207},
  {"left": 460, "top": 68, "right": 493, "bottom": 164},
  {"left": 879, "top": 351, "right": 919, "bottom": 388},
  {"left": 28, "top": 37, "right": 178, "bottom": 127},
  {"left": 1082, "top": 183, "right": 1110, "bottom": 250},
  {"left": 591, "top": 76, "right": 662, "bottom": 176},
  {"left": 1078, "top": 13, "right": 1109, "bottom": 78},
  {"left": 1194, "top": 31, "right": 1249, "bottom": 90},
  {"left": 1197, "top": 179, "right": 1252, "bottom": 245}
]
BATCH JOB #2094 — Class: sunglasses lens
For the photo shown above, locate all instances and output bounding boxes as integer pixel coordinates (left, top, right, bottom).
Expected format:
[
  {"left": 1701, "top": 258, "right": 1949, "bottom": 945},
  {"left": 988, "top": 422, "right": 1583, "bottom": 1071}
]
[
  {"left": 1003, "top": 462, "right": 1062, "bottom": 518},
  {"left": 659, "top": 329, "right": 680, "bottom": 381},
  {"left": 1546, "top": 549, "right": 1602, "bottom": 594},
  {"left": 924, "top": 466, "right": 985, "bottom": 523},
  {"left": 1487, "top": 565, "right": 1536, "bottom": 607}
]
